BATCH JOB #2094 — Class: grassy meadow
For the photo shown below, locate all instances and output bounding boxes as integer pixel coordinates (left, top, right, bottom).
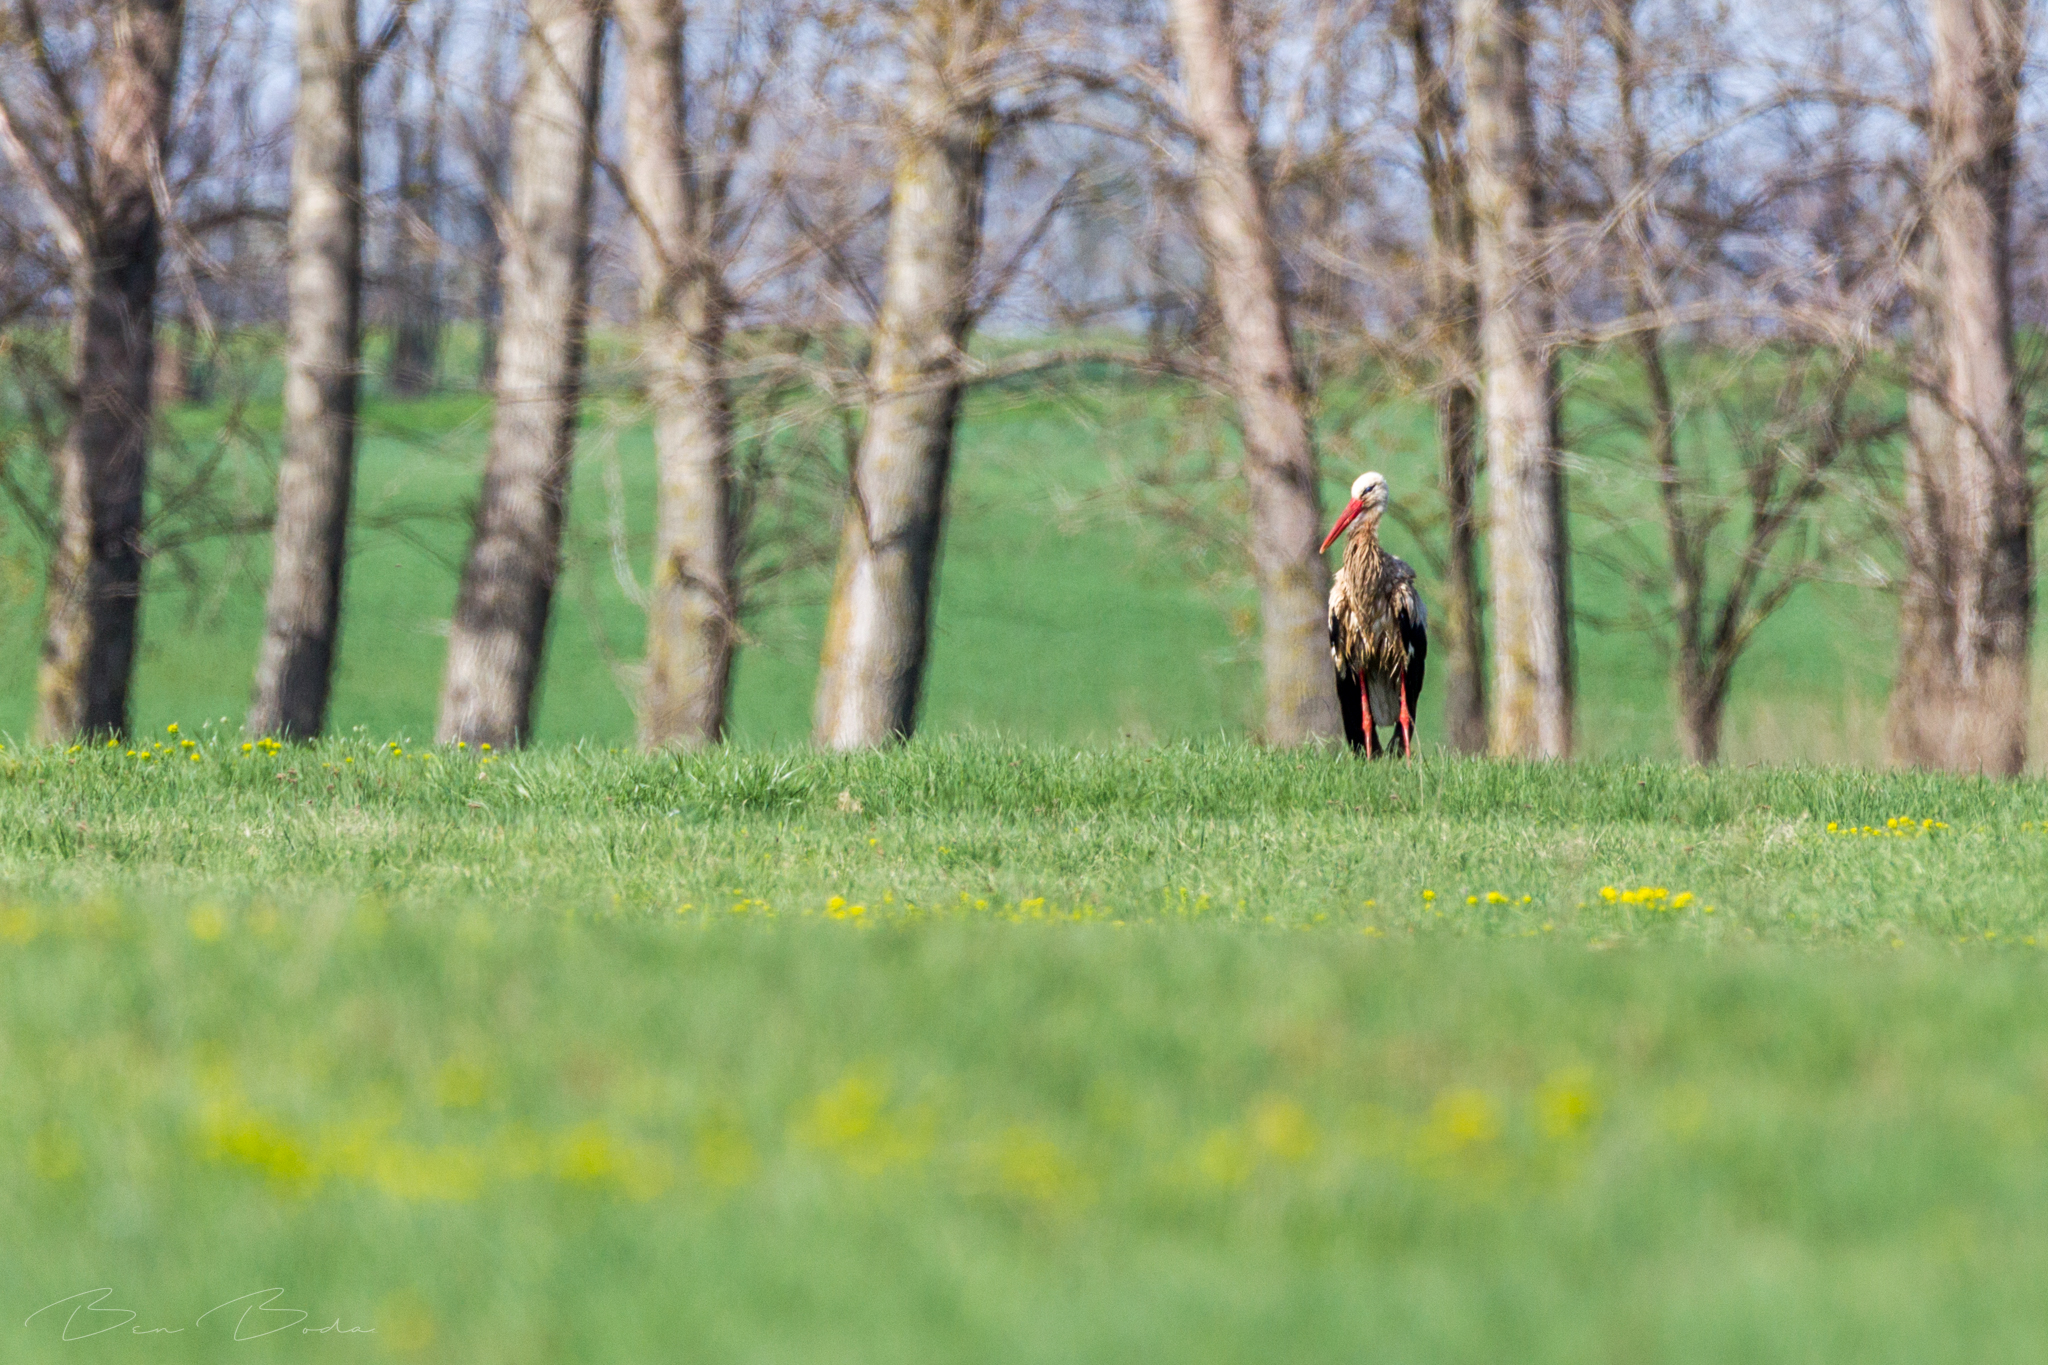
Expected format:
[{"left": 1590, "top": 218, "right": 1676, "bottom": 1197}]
[
  {"left": 6, "top": 742, "right": 2048, "bottom": 1361},
  {"left": 5, "top": 349, "right": 2048, "bottom": 1360}
]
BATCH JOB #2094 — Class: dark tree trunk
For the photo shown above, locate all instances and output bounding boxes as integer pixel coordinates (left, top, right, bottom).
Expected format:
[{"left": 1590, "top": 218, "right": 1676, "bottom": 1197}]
[
  {"left": 1400, "top": 0, "right": 1487, "bottom": 754},
  {"left": 1602, "top": 0, "right": 1717, "bottom": 764},
  {"left": 249, "top": 0, "right": 362, "bottom": 740},
  {"left": 385, "top": 16, "right": 448, "bottom": 397},
  {"left": 1680, "top": 670, "right": 1725, "bottom": 766},
  {"left": 474, "top": 194, "right": 503, "bottom": 388},
  {"left": 35, "top": 0, "right": 184, "bottom": 743},
  {"left": 435, "top": 0, "right": 604, "bottom": 748}
]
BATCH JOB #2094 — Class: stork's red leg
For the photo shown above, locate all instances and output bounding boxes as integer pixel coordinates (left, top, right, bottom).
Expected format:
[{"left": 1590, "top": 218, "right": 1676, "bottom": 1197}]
[
  {"left": 1360, "top": 671, "right": 1382, "bottom": 759},
  {"left": 1398, "top": 671, "right": 1413, "bottom": 758}
]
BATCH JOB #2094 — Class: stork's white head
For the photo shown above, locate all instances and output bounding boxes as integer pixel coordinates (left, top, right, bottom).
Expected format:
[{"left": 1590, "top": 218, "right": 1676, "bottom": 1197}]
[{"left": 1320, "top": 471, "right": 1389, "bottom": 553}]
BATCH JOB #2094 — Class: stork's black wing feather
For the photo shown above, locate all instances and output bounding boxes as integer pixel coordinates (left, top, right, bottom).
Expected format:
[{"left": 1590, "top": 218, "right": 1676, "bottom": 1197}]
[
  {"left": 1335, "top": 666, "right": 1367, "bottom": 751},
  {"left": 1331, "top": 600, "right": 1368, "bottom": 751},
  {"left": 1399, "top": 586, "right": 1428, "bottom": 720}
]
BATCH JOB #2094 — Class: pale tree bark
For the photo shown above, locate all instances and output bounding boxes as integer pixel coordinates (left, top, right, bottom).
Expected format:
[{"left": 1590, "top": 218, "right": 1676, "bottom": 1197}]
[
  {"left": 1456, "top": 0, "right": 1571, "bottom": 758},
  {"left": 435, "top": 0, "right": 603, "bottom": 747},
  {"left": 1888, "top": 0, "right": 2028, "bottom": 774},
  {"left": 1166, "top": 0, "right": 1341, "bottom": 745},
  {"left": 1399, "top": 0, "right": 1486, "bottom": 753},
  {"left": 249, "top": 0, "right": 363, "bottom": 739},
  {"left": 617, "top": 0, "right": 734, "bottom": 749},
  {"left": 812, "top": 0, "right": 995, "bottom": 750},
  {"left": 21, "top": 0, "right": 185, "bottom": 742}
]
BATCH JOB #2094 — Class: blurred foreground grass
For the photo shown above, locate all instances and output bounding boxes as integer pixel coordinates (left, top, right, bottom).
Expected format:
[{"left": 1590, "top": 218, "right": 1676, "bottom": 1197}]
[{"left": 7, "top": 739, "right": 2048, "bottom": 1361}]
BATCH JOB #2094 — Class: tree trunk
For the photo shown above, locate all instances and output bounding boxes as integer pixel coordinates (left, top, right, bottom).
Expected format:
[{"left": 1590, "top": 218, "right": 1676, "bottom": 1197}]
[
  {"left": 435, "top": 0, "right": 603, "bottom": 748},
  {"left": 811, "top": 0, "right": 994, "bottom": 750},
  {"left": 1400, "top": 0, "right": 1487, "bottom": 754},
  {"left": 1604, "top": 0, "right": 1715, "bottom": 764},
  {"left": 386, "top": 17, "right": 447, "bottom": 397},
  {"left": 1457, "top": 0, "right": 1572, "bottom": 758},
  {"left": 1889, "top": 0, "right": 2028, "bottom": 775},
  {"left": 1678, "top": 668, "right": 1724, "bottom": 766},
  {"left": 1166, "top": 0, "right": 1341, "bottom": 746},
  {"left": 34, "top": 0, "right": 184, "bottom": 743},
  {"left": 617, "top": 0, "right": 735, "bottom": 750},
  {"left": 249, "top": 0, "right": 362, "bottom": 741},
  {"left": 153, "top": 314, "right": 204, "bottom": 406},
  {"left": 474, "top": 194, "right": 503, "bottom": 388}
]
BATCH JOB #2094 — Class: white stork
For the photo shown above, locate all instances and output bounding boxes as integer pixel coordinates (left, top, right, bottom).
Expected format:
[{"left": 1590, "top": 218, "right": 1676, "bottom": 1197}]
[{"left": 1321, "top": 471, "right": 1428, "bottom": 757}]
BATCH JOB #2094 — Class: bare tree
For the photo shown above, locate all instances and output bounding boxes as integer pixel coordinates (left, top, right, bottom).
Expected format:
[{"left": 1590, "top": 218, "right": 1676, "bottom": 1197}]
[
  {"left": 615, "top": 0, "right": 736, "bottom": 748},
  {"left": 454, "top": 1, "right": 517, "bottom": 388},
  {"left": 0, "top": 0, "right": 186, "bottom": 741},
  {"left": 247, "top": 0, "right": 379, "bottom": 740},
  {"left": 384, "top": 3, "right": 450, "bottom": 396},
  {"left": 436, "top": 0, "right": 603, "bottom": 747},
  {"left": 1398, "top": 0, "right": 1486, "bottom": 752},
  {"left": 1163, "top": 0, "right": 1340, "bottom": 746},
  {"left": 1457, "top": 0, "right": 1570, "bottom": 757},
  {"left": 1889, "top": 0, "right": 2028, "bottom": 774},
  {"left": 811, "top": 0, "right": 997, "bottom": 750}
]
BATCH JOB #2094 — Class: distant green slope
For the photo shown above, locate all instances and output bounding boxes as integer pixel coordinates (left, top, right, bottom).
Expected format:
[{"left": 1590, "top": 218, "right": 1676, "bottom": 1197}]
[{"left": 0, "top": 365, "right": 1909, "bottom": 757}]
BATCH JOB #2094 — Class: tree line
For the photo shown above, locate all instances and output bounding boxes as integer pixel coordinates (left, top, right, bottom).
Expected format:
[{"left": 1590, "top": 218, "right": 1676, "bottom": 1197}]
[{"left": 0, "top": 0, "right": 2037, "bottom": 771}]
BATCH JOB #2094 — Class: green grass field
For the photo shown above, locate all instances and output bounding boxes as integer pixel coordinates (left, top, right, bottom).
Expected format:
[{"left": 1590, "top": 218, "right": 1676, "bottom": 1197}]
[{"left": 6, "top": 740, "right": 2048, "bottom": 1361}]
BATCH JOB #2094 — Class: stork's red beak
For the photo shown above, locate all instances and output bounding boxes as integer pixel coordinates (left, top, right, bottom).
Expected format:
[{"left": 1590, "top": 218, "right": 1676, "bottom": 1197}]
[{"left": 1319, "top": 498, "right": 1365, "bottom": 554}]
